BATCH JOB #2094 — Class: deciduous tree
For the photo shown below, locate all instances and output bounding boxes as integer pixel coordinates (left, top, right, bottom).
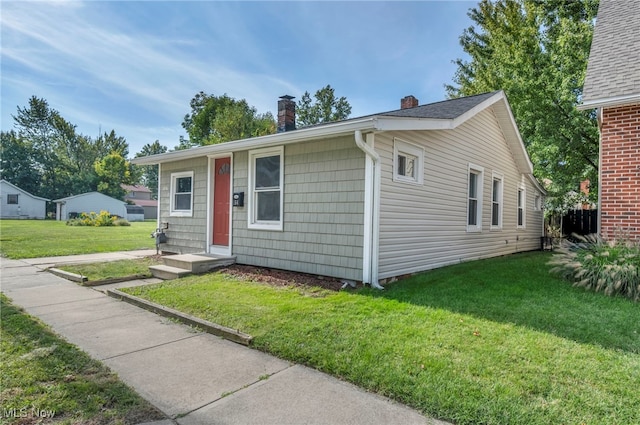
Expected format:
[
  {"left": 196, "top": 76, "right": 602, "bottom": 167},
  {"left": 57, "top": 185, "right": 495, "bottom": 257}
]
[
  {"left": 135, "top": 140, "right": 168, "bottom": 199},
  {"left": 446, "top": 0, "right": 599, "bottom": 206},
  {"left": 180, "top": 92, "right": 275, "bottom": 148},
  {"left": 296, "top": 85, "right": 352, "bottom": 128}
]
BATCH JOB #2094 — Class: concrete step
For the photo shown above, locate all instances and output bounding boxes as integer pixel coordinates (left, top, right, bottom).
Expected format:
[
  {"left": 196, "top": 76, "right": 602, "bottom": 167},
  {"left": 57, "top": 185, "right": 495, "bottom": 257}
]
[
  {"left": 149, "top": 264, "right": 191, "bottom": 280},
  {"left": 163, "top": 254, "right": 236, "bottom": 274}
]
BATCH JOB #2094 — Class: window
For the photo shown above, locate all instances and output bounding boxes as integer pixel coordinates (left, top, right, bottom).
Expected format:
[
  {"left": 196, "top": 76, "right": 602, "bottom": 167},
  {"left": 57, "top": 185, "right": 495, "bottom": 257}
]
[
  {"left": 7, "top": 194, "right": 18, "bottom": 204},
  {"left": 467, "top": 164, "right": 484, "bottom": 232},
  {"left": 248, "top": 146, "right": 284, "bottom": 230},
  {"left": 170, "top": 171, "right": 194, "bottom": 216},
  {"left": 517, "top": 186, "right": 526, "bottom": 228},
  {"left": 534, "top": 195, "right": 542, "bottom": 211},
  {"left": 491, "top": 172, "right": 503, "bottom": 229},
  {"left": 393, "top": 139, "right": 424, "bottom": 184}
]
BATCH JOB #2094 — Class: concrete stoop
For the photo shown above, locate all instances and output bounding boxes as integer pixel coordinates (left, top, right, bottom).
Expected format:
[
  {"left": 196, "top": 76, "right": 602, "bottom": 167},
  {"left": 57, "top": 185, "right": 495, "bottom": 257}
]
[{"left": 149, "top": 253, "right": 235, "bottom": 280}]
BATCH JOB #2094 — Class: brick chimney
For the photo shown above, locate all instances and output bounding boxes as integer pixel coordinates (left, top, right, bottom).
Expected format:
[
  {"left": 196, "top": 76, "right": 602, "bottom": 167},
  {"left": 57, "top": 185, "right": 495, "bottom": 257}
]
[
  {"left": 401, "top": 95, "right": 419, "bottom": 109},
  {"left": 277, "top": 95, "right": 296, "bottom": 133}
]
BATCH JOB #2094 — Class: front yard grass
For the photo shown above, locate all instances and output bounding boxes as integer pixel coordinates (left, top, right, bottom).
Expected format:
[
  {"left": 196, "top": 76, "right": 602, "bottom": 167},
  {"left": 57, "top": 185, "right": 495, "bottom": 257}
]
[
  {"left": 0, "top": 220, "right": 156, "bottom": 259},
  {"left": 0, "top": 294, "right": 164, "bottom": 424},
  {"left": 123, "top": 252, "right": 640, "bottom": 425},
  {"left": 57, "top": 257, "right": 161, "bottom": 282}
]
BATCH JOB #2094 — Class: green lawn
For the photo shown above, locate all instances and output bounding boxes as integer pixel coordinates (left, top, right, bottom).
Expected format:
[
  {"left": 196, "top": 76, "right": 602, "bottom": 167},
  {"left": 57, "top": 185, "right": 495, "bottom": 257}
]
[
  {"left": 0, "top": 294, "right": 164, "bottom": 424},
  {"left": 123, "top": 252, "right": 640, "bottom": 425},
  {"left": 58, "top": 258, "right": 160, "bottom": 282},
  {"left": 0, "top": 220, "right": 156, "bottom": 259}
]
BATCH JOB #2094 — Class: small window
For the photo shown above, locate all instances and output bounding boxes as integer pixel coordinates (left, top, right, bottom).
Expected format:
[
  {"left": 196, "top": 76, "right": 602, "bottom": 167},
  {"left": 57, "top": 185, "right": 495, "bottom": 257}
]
[
  {"left": 467, "top": 164, "right": 484, "bottom": 232},
  {"left": 491, "top": 172, "right": 503, "bottom": 229},
  {"left": 534, "top": 195, "right": 542, "bottom": 211},
  {"left": 248, "top": 146, "right": 284, "bottom": 230},
  {"left": 170, "top": 171, "right": 194, "bottom": 216},
  {"left": 517, "top": 186, "right": 526, "bottom": 228},
  {"left": 393, "top": 139, "right": 424, "bottom": 185},
  {"left": 7, "top": 194, "right": 18, "bottom": 204}
]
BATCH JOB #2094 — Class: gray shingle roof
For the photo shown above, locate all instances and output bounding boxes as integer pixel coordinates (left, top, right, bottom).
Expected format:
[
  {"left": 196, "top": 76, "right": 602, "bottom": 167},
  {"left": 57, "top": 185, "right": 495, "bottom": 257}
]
[
  {"left": 582, "top": 0, "right": 640, "bottom": 104},
  {"left": 378, "top": 91, "right": 499, "bottom": 119},
  {"left": 297, "top": 91, "right": 501, "bottom": 131}
]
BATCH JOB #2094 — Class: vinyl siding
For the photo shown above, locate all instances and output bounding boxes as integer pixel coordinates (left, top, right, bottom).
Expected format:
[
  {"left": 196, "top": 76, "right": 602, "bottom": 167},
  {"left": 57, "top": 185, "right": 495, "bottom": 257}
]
[
  {"left": 158, "top": 158, "right": 208, "bottom": 253},
  {"left": 232, "top": 136, "right": 365, "bottom": 281},
  {"left": 377, "top": 108, "right": 544, "bottom": 279}
]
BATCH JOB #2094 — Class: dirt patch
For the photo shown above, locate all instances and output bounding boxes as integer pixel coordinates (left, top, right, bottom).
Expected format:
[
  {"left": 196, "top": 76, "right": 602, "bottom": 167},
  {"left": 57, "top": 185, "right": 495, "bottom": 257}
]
[{"left": 219, "top": 264, "right": 355, "bottom": 292}]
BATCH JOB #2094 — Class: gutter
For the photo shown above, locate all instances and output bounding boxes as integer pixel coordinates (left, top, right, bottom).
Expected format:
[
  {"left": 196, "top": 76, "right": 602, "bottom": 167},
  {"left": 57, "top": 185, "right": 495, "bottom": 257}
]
[{"left": 354, "top": 130, "right": 384, "bottom": 290}]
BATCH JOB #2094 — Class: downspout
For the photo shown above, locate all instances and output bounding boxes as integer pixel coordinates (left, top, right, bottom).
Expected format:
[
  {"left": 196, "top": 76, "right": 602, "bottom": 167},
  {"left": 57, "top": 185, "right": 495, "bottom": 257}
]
[{"left": 355, "top": 130, "right": 384, "bottom": 290}]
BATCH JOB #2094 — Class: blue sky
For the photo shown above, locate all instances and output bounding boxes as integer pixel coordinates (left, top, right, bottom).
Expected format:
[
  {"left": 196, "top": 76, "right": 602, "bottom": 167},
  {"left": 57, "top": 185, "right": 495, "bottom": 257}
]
[{"left": 1, "top": 1, "right": 476, "bottom": 155}]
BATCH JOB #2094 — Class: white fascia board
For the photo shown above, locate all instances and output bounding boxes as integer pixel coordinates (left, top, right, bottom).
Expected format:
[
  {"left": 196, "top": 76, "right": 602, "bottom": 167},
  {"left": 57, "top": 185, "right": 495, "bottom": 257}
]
[
  {"left": 132, "top": 118, "right": 378, "bottom": 165},
  {"left": 577, "top": 93, "right": 640, "bottom": 110}
]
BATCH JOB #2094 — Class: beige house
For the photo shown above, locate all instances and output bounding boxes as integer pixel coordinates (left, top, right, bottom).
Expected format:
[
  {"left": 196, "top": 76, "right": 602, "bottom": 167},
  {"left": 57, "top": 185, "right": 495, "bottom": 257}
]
[{"left": 133, "top": 91, "right": 545, "bottom": 286}]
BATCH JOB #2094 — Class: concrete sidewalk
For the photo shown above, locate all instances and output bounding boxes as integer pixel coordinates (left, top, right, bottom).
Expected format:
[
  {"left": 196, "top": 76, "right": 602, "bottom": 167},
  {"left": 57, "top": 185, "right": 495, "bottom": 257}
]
[{"left": 1, "top": 252, "right": 448, "bottom": 425}]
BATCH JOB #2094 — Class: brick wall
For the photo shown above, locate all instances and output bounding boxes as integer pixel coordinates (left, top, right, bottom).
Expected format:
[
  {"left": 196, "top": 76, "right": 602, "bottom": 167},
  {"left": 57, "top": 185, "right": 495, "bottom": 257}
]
[{"left": 600, "top": 103, "right": 640, "bottom": 239}]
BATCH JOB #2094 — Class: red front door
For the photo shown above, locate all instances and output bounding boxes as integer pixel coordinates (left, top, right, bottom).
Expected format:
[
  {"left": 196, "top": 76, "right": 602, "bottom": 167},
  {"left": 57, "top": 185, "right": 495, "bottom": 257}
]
[{"left": 213, "top": 157, "right": 231, "bottom": 246}]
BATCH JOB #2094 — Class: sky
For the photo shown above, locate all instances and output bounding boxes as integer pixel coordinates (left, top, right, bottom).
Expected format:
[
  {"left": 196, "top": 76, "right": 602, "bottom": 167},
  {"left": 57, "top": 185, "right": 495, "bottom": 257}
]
[{"left": 1, "top": 1, "right": 476, "bottom": 156}]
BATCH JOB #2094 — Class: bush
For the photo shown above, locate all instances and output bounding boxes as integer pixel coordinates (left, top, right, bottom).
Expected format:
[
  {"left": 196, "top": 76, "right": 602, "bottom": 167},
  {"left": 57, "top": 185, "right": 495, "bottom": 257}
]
[
  {"left": 549, "top": 234, "right": 640, "bottom": 302},
  {"left": 66, "top": 211, "right": 119, "bottom": 227},
  {"left": 113, "top": 218, "right": 131, "bottom": 226}
]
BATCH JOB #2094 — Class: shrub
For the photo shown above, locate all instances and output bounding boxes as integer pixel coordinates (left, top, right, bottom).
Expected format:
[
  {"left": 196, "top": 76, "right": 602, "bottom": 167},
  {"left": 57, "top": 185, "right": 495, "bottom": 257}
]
[
  {"left": 66, "top": 211, "right": 117, "bottom": 227},
  {"left": 549, "top": 234, "right": 640, "bottom": 302},
  {"left": 113, "top": 218, "right": 131, "bottom": 226}
]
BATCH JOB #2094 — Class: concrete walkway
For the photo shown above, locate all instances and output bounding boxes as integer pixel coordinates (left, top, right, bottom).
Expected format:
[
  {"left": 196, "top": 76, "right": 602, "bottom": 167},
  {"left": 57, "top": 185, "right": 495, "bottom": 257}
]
[{"left": 1, "top": 251, "right": 448, "bottom": 425}]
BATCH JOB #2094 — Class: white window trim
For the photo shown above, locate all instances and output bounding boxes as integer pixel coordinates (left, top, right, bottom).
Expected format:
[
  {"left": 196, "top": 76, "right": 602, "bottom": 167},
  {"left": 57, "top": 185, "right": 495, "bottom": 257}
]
[
  {"left": 517, "top": 185, "right": 526, "bottom": 229},
  {"left": 170, "top": 171, "right": 194, "bottom": 217},
  {"left": 491, "top": 171, "right": 503, "bottom": 230},
  {"left": 466, "top": 163, "right": 484, "bottom": 233},
  {"left": 393, "top": 138, "right": 424, "bottom": 185},
  {"left": 248, "top": 146, "right": 284, "bottom": 231}
]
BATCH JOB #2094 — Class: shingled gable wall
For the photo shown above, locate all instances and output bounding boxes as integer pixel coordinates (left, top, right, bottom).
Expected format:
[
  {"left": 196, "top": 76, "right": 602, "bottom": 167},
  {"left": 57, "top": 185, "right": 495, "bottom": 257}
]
[{"left": 599, "top": 103, "right": 640, "bottom": 240}]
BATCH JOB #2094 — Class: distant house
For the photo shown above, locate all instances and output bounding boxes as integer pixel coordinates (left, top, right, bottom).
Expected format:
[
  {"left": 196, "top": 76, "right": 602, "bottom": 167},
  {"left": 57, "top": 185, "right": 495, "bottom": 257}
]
[
  {"left": 122, "top": 184, "right": 157, "bottom": 220},
  {"left": 53, "top": 192, "right": 127, "bottom": 221},
  {"left": 0, "top": 180, "right": 49, "bottom": 219},
  {"left": 134, "top": 91, "right": 545, "bottom": 286},
  {"left": 579, "top": 0, "right": 640, "bottom": 240}
]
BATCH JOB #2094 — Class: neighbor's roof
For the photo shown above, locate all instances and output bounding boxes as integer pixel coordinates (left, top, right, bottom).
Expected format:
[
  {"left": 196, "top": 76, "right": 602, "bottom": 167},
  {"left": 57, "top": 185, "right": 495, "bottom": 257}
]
[
  {"left": 129, "top": 199, "right": 158, "bottom": 207},
  {"left": 53, "top": 191, "right": 126, "bottom": 203},
  {"left": 121, "top": 184, "right": 151, "bottom": 193},
  {"left": 580, "top": 0, "right": 640, "bottom": 109}
]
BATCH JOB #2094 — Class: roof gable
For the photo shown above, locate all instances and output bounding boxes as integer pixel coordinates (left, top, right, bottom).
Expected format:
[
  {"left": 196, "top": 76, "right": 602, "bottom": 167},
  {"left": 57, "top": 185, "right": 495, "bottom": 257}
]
[
  {"left": 0, "top": 179, "right": 50, "bottom": 201},
  {"left": 53, "top": 191, "right": 125, "bottom": 204},
  {"left": 581, "top": 0, "right": 640, "bottom": 108}
]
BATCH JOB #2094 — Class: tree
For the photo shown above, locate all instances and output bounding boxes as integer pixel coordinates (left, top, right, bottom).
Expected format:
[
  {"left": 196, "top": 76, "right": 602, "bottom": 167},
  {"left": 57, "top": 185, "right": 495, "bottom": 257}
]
[
  {"left": 0, "top": 130, "right": 41, "bottom": 194},
  {"left": 135, "top": 140, "right": 168, "bottom": 199},
  {"left": 12, "top": 96, "right": 64, "bottom": 200},
  {"left": 446, "top": 0, "right": 599, "bottom": 207},
  {"left": 296, "top": 85, "right": 352, "bottom": 128},
  {"left": 94, "top": 152, "right": 138, "bottom": 200},
  {"left": 180, "top": 92, "right": 275, "bottom": 148}
]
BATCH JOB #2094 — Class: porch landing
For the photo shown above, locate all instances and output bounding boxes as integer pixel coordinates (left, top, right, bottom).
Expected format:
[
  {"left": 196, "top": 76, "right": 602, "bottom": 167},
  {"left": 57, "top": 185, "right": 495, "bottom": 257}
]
[{"left": 150, "top": 253, "right": 236, "bottom": 280}]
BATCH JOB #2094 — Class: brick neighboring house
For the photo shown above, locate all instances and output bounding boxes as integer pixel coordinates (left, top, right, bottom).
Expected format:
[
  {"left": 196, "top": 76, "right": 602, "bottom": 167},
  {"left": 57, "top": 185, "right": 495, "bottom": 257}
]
[
  {"left": 121, "top": 184, "right": 158, "bottom": 220},
  {"left": 578, "top": 0, "right": 640, "bottom": 240}
]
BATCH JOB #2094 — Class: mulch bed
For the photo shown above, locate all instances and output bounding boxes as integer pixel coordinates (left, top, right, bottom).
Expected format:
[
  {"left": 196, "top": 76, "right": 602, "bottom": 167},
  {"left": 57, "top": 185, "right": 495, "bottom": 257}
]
[{"left": 219, "top": 264, "right": 354, "bottom": 291}]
